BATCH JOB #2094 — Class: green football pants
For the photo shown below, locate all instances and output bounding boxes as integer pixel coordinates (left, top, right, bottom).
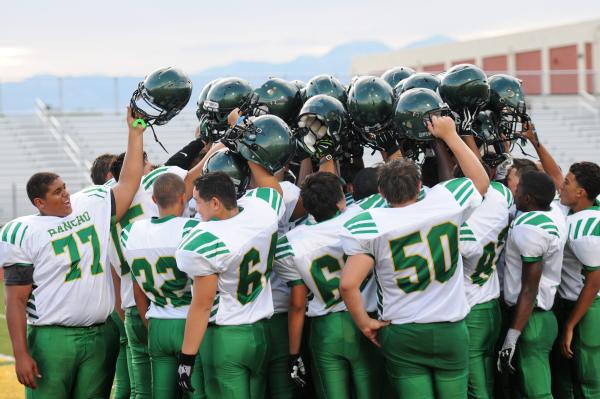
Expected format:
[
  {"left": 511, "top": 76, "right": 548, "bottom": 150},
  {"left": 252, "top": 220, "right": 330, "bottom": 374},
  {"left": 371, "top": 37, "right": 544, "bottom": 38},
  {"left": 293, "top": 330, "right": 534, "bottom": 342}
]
[
  {"left": 379, "top": 319, "right": 470, "bottom": 399},
  {"left": 516, "top": 309, "right": 558, "bottom": 399},
  {"left": 552, "top": 297, "right": 600, "bottom": 399},
  {"left": 25, "top": 319, "right": 119, "bottom": 399},
  {"left": 111, "top": 311, "right": 133, "bottom": 399},
  {"left": 265, "top": 312, "right": 297, "bottom": 399},
  {"left": 124, "top": 307, "right": 151, "bottom": 399},
  {"left": 200, "top": 319, "right": 269, "bottom": 399},
  {"left": 148, "top": 318, "right": 205, "bottom": 399},
  {"left": 465, "top": 299, "right": 501, "bottom": 399},
  {"left": 308, "top": 311, "right": 384, "bottom": 399}
]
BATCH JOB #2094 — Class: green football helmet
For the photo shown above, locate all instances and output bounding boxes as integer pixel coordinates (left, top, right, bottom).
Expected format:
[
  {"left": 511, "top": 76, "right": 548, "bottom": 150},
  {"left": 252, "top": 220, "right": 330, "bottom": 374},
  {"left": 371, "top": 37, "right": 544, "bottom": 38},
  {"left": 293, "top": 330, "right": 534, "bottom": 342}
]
[
  {"left": 398, "top": 73, "right": 441, "bottom": 95},
  {"left": 347, "top": 76, "right": 396, "bottom": 149},
  {"left": 291, "top": 80, "right": 307, "bottom": 103},
  {"left": 203, "top": 148, "right": 251, "bottom": 197},
  {"left": 439, "top": 64, "right": 490, "bottom": 135},
  {"left": 472, "top": 109, "right": 499, "bottom": 143},
  {"left": 254, "top": 78, "right": 303, "bottom": 124},
  {"left": 393, "top": 88, "right": 453, "bottom": 141},
  {"left": 130, "top": 67, "right": 192, "bottom": 126},
  {"left": 381, "top": 66, "right": 416, "bottom": 88},
  {"left": 296, "top": 94, "right": 347, "bottom": 156},
  {"left": 203, "top": 77, "right": 254, "bottom": 132},
  {"left": 196, "top": 79, "right": 219, "bottom": 121},
  {"left": 224, "top": 115, "right": 296, "bottom": 174},
  {"left": 305, "top": 75, "right": 347, "bottom": 104},
  {"left": 488, "top": 74, "right": 528, "bottom": 140}
]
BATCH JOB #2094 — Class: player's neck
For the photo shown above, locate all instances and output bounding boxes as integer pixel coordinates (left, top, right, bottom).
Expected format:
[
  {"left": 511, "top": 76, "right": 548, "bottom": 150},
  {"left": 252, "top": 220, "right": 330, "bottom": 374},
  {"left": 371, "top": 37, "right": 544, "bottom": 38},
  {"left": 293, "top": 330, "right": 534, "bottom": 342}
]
[
  {"left": 388, "top": 198, "right": 417, "bottom": 208},
  {"left": 158, "top": 205, "right": 183, "bottom": 219},
  {"left": 571, "top": 198, "right": 595, "bottom": 214},
  {"left": 214, "top": 206, "right": 240, "bottom": 221}
]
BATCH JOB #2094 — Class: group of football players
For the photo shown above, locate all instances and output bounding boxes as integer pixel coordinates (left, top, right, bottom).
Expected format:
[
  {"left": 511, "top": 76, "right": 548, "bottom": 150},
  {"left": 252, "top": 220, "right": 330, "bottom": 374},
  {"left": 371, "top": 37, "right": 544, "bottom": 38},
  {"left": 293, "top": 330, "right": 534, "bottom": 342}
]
[{"left": 1, "top": 63, "right": 599, "bottom": 399}]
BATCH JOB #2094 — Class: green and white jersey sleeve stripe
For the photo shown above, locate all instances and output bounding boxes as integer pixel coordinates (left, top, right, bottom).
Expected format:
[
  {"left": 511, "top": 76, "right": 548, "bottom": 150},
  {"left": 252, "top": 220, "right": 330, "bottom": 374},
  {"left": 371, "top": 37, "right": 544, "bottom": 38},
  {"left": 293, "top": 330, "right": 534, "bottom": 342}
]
[
  {"left": 343, "top": 212, "right": 379, "bottom": 236},
  {"left": 179, "top": 229, "right": 230, "bottom": 260},
  {"left": 490, "top": 181, "right": 514, "bottom": 208},
  {"left": 78, "top": 185, "right": 110, "bottom": 200},
  {"left": 514, "top": 211, "right": 561, "bottom": 239},
  {"left": 245, "top": 187, "right": 284, "bottom": 215},
  {"left": 442, "top": 178, "right": 477, "bottom": 206},
  {"left": 1, "top": 220, "right": 30, "bottom": 247}
]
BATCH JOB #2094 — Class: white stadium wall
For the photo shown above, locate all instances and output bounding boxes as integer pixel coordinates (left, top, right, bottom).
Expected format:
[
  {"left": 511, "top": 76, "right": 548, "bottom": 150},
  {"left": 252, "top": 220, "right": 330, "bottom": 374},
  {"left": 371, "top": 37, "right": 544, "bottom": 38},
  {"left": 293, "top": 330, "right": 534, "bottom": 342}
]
[{"left": 352, "top": 18, "right": 600, "bottom": 95}]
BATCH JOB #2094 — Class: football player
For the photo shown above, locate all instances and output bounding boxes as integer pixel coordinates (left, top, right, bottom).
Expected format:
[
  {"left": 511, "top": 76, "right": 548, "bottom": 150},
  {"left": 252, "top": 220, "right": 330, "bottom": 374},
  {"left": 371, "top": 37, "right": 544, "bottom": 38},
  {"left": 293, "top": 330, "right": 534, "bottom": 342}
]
[
  {"left": 498, "top": 170, "right": 567, "bottom": 398},
  {"left": 90, "top": 153, "right": 117, "bottom": 185},
  {"left": 121, "top": 173, "right": 205, "bottom": 398},
  {"left": 108, "top": 143, "right": 221, "bottom": 399},
  {"left": 90, "top": 152, "right": 132, "bottom": 399},
  {"left": 340, "top": 115, "right": 489, "bottom": 398},
  {"left": 274, "top": 171, "right": 386, "bottom": 399},
  {"left": 176, "top": 162, "right": 285, "bottom": 399},
  {"left": 459, "top": 167, "right": 513, "bottom": 398},
  {"left": 1, "top": 107, "right": 145, "bottom": 398},
  {"left": 556, "top": 162, "right": 600, "bottom": 398}
]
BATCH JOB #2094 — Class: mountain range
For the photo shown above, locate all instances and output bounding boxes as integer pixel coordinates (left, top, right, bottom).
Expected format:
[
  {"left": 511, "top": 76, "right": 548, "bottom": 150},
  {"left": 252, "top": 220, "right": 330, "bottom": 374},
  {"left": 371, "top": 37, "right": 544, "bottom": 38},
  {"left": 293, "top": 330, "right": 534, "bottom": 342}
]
[{"left": 1, "top": 35, "right": 453, "bottom": 112}]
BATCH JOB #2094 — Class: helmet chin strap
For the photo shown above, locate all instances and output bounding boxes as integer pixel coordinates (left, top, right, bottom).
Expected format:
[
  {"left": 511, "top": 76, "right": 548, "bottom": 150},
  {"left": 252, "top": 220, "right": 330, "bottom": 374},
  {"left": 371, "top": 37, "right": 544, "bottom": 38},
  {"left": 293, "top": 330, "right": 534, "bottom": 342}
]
[{"left": 148, "top": 123, "right": 168, "bottom": 153}]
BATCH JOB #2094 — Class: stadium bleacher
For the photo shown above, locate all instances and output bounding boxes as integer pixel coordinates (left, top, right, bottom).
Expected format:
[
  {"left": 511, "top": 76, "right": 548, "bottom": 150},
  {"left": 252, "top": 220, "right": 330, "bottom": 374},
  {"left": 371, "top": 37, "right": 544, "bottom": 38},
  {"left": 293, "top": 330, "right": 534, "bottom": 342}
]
[{"left": 0, "top": 94, "right": 599, "bottom": 224}]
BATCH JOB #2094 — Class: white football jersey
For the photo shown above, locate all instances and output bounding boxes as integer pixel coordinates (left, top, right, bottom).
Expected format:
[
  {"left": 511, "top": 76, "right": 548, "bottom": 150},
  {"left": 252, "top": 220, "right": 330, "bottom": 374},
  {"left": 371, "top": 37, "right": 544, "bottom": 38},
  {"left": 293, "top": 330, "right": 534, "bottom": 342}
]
[
  {"left": 462, "top": 182, "right": 513, "bottom": 307},
  {"left": 271, "top": 181, "right": 302, "bottom": 314},
  {"left": 503, "top": 205, "right": 567, "bottom": 310},
  {"left": 121, "top": 216, "right": 199, "bottom": 319},
  {"left": 0, "top": 186, "right": 114, "bottom": 326},
  {"left": 176, "top": 188, "right": 285, "bottom": 325},
  {"left": 342, "top": 178, "right": 481, "bottom": 324},
  {"left": 560, "top": 202, "right": 600, "bottom": 300},
  {"left": 274, "top": 192, "right": 387, "bottom": 317},
  {"left": 108, "top": 166, "right": 187, "bottom": 309}
]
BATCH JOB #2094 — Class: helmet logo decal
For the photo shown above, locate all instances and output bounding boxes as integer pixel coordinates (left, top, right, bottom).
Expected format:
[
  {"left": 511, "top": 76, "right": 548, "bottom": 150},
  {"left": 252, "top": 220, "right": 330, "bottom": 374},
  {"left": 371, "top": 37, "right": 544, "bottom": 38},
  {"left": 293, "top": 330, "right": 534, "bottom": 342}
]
[{"left": 204, "top": 100, "right": 219, "bottom": 111}]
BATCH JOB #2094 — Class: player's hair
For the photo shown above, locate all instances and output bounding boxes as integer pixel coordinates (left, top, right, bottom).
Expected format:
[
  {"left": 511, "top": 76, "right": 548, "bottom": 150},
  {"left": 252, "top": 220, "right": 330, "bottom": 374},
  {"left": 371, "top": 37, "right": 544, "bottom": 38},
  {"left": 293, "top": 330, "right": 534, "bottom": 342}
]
[
  {"left": 301, "top": 172, "right": 344, "bottom": 223},
  {"left": 110, "top": 151, "right": 148, "bottom": 182},
  {"left": 378, "top": 159, "right": 421, "bottom": 204},
  {"left": 194, "top": 172, "right": 237, "bottom": 210},
  {"left": 26, "top": 172, "right": 60, "bottom": 203},
  {"left": 569, "top": 162, "right": 600, "bottom": 200},
  {"left": 511, "top": 158, "right": 537, "bottom": 177},
  {"left": 153, "top": 173, "right": 186, "bottom": 208},
  {"left": 90, "top": 153, "right": 116, "bottom": 185},
  {"left": 340, "top": 158, "right": 365, "bottom": 187},
  {"left": 519, "top": 170, "right": 556, "bottom": 209},
  {"left": 352, "top": 167, "right": 379, "bottom": 201}
]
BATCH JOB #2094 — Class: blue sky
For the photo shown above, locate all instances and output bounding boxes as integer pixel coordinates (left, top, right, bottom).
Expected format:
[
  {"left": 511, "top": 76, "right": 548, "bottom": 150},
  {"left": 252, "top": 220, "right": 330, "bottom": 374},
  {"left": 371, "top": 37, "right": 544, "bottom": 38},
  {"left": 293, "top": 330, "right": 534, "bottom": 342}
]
[{"left": 1, "top": 0, "right": 600, "bottom": 82}]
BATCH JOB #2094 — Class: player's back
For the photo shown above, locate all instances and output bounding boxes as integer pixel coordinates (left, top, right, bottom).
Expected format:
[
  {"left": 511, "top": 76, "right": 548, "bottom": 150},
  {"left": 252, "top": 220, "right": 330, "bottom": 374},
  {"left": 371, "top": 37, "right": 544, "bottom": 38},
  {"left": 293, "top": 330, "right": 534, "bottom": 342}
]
[
  {"left": 342, "top": 178, "right": 482, "bottom": 324},
  {"left": 121, "top": 216, "right": 199, "bottom": 319},
  {"left": 177, "top": 187, "right": 283, "bottom": 325}
]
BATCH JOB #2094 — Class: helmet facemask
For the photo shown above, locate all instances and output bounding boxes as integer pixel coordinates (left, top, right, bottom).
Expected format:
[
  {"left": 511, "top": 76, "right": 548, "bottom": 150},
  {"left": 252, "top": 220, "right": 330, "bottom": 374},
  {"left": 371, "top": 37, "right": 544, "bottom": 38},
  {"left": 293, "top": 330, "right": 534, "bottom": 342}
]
[
  {"left": 296, "top": 113, "right": 343, "bottom": 158},
  {"left": 497, "top": 100, "right": 528, "bottom": 141},
  {"left": 130, "top": 82, "right": 176, "bottom": 152}
]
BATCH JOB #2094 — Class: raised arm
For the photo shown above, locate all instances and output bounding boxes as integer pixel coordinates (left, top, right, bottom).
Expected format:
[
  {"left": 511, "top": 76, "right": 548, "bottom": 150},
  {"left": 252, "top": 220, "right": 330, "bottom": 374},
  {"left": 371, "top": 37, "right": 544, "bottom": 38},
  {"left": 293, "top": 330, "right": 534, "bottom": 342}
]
[
  {"left": 248, "top": 161, "right": 283, "bottom": 196},
  {"left": 520, "top": 119, "right": 563, "bottom": 192},
  {"left": 182, "top": 142, "right": 226, "bottom": 201},
  {"left": 112, "top": 107, "right": 146, "bottom": 222},
  {"left": 427, "top": 116, "right": 489, "bottom": 195}
]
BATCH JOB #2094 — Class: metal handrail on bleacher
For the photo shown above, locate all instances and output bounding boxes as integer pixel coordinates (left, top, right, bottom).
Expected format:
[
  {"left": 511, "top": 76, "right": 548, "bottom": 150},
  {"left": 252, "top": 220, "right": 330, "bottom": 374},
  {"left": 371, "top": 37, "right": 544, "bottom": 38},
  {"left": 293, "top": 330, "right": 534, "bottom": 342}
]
[{"left": 35, "top": 98, "right": 92, "bottom": 185}]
